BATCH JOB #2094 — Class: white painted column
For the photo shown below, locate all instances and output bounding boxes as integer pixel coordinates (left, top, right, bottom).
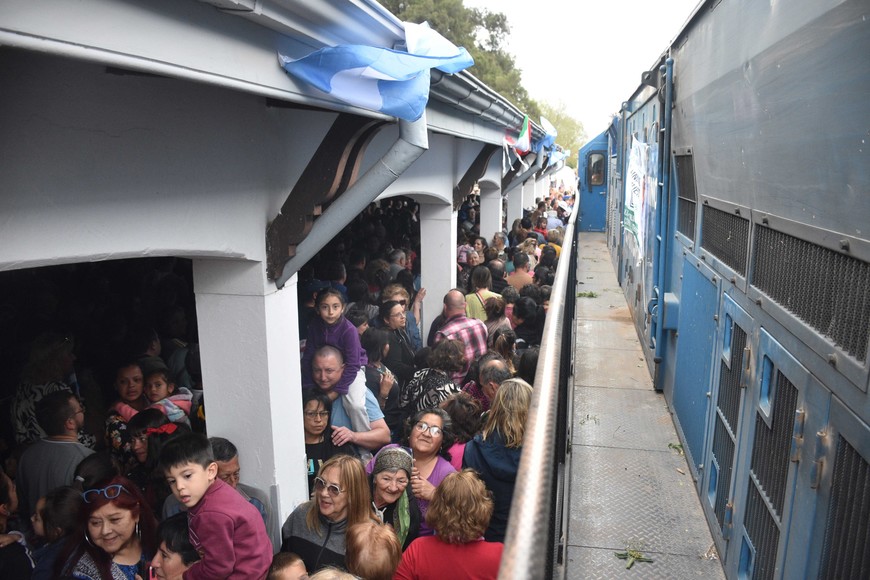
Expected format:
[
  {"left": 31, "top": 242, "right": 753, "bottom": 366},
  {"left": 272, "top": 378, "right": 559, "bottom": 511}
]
[
  {"left": 418, "top": 201, "right": 457, "bottom": 341},
  {"left": 478, "top": 183, "right": 503, "bottom": 242},
  {"left": 522, "top": 181, "right": 536, "bottom": 212},
  {"left": 506, "top": 186, "right": 524, "bottom": 230},
  {"left": 192, "top": 259, "right": 306, "bottom": 549}
]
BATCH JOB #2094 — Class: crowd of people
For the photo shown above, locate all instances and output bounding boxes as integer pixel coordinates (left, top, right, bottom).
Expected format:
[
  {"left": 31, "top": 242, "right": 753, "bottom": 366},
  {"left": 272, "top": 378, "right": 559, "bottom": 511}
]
[
  {"left": 0, "top": 182, "right": 574, "bottom": 578},
  {"left": 289, "top": 186, "right": 572, "bottom": 577}
]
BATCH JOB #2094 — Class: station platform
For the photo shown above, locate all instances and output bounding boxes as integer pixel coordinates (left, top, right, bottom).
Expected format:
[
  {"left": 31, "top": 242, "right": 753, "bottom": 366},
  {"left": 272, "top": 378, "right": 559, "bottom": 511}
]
[{"left": 563, "top": 233, "right": 725, "bottom": 579}]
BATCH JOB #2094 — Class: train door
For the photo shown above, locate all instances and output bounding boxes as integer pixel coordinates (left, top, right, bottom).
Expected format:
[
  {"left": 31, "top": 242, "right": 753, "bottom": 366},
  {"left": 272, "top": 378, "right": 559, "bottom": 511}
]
[
  {"left": 725, "top": 329, "right": 830, "bottom": 579},
  {"left": 668, "top": 256, "right": 718, "bottom": 481},
  {"left": 797, "top": 397, "right": 870, "bottom": 578},
  {"left": 578, "top": 132, "right": 608, "bottom": 232},
  {"left": 702, "top": 293, "right": 754, "bottom": 560}
]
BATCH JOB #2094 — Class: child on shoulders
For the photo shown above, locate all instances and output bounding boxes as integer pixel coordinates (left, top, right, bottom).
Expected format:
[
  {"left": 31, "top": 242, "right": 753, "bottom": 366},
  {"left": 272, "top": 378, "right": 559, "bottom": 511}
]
[
  {"left": 158, "top": 433, "right": 272, "bottom": 579},
  {"left": 300, "top": 288, "right": 370, "bottom": 434}
]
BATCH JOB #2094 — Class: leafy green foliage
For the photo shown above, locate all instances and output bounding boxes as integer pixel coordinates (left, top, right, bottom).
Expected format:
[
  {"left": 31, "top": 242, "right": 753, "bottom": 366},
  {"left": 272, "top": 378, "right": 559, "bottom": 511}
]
[
  {"left": 539, "top": 101, "right": 588, "bottom": 169},
  {"left": 381, "top": 0, "right": 584, "bottom": 157}
]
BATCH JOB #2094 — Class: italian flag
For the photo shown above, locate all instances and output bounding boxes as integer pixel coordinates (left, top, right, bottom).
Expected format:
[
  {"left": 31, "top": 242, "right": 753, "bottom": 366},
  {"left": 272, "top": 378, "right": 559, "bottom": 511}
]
[{"left": 505, "top": 115, "right": 531, "bottom": 155}]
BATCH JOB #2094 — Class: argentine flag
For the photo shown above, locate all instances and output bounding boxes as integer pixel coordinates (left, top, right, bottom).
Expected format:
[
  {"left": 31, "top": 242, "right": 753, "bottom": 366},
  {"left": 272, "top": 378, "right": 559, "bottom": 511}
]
[{"left": 279, "top": 22, "right": 474, "bottom": 121}]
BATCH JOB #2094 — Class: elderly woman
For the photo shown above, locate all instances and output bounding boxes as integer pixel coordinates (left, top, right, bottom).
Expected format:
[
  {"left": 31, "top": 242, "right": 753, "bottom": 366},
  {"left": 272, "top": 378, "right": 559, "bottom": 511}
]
[
  {"left": 491, "top": 231, "right": 508, "bottom": 262},
  {"left": 456, "top": 249, "right": 480, "bottom": 294},
  {"left": 398, "top": 340, "right": 465, "bottom": 422},
  {"left": 403, "top": 408, "right": 457, "bottom": 536},
  {"left": 393, "top": 470, "right": 503, "bottom": 579},
  {"left": 281, "top": 455, "right": 375, "bottom": 574},
  {"left": 149, "top": 513, "right": 200, "bottom": 580},
  {"left": 367, "top": 446, "right": 420, "bottom": 550},
  {"left": 56, "top": 475, "right": 158, "bottom": 579},
  {"left": 463, "top": 378, "right": 533, "bottom": 542}
]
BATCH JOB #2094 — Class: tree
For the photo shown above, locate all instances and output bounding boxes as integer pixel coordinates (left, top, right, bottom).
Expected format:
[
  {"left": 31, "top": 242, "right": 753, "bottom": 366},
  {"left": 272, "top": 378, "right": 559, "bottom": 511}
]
[
  {"left": 382, "top": 0, "right": 585, "bottom": 158},
  {"left": 539, "top": 101, "right": 587, "bottom": 170},
  {"left": 382, "top": 0, "right": 539, "bottom": 117}
]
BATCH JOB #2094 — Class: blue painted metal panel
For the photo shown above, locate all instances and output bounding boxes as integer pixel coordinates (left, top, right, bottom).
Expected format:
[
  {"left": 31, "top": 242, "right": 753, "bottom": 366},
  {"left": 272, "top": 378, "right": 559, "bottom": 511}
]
[
  {"left": 725, "top": 327, "right": 831, "bottom": 579},
  {"left": 577, "top": 131, "right": 608, "bottom": 232},
  {"left": 700, "top": 293, "right": 754, "bottom": 561},
  {"left": 671, "top": 256, "right": 718, "bottom": 480}
]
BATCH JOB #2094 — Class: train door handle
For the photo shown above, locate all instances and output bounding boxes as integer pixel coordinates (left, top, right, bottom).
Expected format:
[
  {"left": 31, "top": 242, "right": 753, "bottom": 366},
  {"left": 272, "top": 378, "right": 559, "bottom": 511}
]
[
  {"left": 790, "top": 409, "right": 806, "bottom": 462},
  {"left": 723, "top": 502, "right": 734, "bottom": 540}
]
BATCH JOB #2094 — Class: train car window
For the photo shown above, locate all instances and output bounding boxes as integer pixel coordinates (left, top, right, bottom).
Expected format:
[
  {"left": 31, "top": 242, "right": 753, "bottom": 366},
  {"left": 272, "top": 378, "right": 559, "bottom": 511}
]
[{"left": 588, "top": 153, "right": 605, "bottom": 186}]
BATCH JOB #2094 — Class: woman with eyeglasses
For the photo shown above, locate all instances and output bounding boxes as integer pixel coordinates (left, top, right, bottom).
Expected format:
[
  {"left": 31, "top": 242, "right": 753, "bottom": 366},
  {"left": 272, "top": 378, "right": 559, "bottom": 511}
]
[
  {"left": 303, "top": 390, "right": 351, "bottom": 495},
  {"left": 403, "top": 408, "right": 456, "bottom": 536},
  {"left": 367, "top": 446, "right": 420, "bottom": 551},
  {"left": 56, "top": 475, "right": 157, "bottom": 580},
  {"left": 380, "top": 300, "right": 417, "bottom": 391},
  {"left": 280, "top": 455, "right": 376, "bottom": 574},
  {"left": 462, "top": 377, "right": 533, "bottom": 543}
]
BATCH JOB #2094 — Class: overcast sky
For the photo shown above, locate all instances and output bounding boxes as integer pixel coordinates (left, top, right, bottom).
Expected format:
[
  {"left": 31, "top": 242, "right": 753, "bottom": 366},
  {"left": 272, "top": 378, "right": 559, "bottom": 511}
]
[{"left": 463, "top": 0, "right": 700, "bottom": 138}]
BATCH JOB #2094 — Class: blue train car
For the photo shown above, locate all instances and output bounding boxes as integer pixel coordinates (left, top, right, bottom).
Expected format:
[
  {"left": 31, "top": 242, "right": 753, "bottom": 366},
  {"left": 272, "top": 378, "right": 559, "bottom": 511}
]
[
  {"left": 603, "top": 0, "right": 870, "bottom": 577},
  {"left": 576, "top": 131, "right": 608, "bottom": 232}
]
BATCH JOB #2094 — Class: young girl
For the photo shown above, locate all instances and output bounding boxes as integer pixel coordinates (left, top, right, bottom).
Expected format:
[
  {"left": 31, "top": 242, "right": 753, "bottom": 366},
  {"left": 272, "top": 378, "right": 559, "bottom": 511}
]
[
  {"left": 126, "top": 409, "right": 185, "bottom": 517},
  {"left": 30, "top": 486, "right": 82, "bottom": 580},
  {"left": 144, "top": 368, "right": 192, "bottom": 426},
  {"left": 300, "top": 288, "right": 370, "bottom": 434}
]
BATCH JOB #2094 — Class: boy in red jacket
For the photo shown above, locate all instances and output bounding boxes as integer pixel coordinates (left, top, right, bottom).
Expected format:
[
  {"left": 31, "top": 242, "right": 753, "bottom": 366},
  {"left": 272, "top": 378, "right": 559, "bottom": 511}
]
[{"left": 159, "top": 433, "right": 272, "bottom": 579}]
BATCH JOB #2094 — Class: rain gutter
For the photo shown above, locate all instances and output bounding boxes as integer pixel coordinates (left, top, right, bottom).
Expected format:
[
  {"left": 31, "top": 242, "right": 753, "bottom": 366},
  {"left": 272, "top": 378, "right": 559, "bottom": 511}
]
[{"left": 274, "top": 112, "right": 430, "bottom": 288}]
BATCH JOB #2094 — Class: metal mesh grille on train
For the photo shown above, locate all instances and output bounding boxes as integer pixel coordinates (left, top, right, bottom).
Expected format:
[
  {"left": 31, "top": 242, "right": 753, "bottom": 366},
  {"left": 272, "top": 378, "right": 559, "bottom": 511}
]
[
  {"left": 674, "top": 154, "right": 696, "bottom": 240},
  {"left": 751, "top": 226, "right": 870, "bottom": 362},
  {"left": 702, "top": 205, "right": 749, "bottom": 276},
  {"left": 820, "top": 435, "right": 870, "bottom": 579},
  {"left": 712, "top": 323, "right": 746, "bottom": 529}
]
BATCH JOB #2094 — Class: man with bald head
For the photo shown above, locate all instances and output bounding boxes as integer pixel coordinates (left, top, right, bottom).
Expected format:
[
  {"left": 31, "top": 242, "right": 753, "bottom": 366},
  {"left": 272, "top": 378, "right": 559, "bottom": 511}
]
[
  {"left": 312, "top": 345, "right": 390, "bottom": 458},
  {"left": 434, "top": 289, "right": 488, "bottom": 385}
]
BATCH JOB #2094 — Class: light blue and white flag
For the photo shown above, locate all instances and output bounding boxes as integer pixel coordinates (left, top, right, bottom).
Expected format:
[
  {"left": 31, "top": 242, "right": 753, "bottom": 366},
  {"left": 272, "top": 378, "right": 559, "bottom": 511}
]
[
  {"left": 539, "top": 116, "right": 557, "bottom": 150},
  {"left": 279, "top": 22, "right": 473, "bottom": 121}
]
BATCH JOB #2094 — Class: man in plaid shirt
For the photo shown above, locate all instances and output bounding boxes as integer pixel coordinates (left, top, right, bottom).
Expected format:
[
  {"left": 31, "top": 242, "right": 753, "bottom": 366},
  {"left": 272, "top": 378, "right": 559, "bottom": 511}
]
[{"left": 434, "top": 289, "right": 488, "bottom": 385}]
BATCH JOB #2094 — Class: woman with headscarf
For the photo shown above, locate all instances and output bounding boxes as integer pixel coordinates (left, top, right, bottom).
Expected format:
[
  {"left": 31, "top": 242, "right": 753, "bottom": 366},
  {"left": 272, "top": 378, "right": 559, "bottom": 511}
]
[{"left": 368, "top": 446, "right": 420, "bottom": 551}]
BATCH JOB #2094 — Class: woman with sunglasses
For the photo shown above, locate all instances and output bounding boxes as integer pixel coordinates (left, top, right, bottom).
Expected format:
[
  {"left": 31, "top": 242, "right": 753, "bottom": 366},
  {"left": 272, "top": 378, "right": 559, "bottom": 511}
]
[
  {"left": 404, "top": 408, "right": 456, "bottom": 536},
  {"left": 56, "top": 475, "right": 157, "bottom": 579},
  {"left": 280, "top": 455, "right": 375, "bottom": 574}
]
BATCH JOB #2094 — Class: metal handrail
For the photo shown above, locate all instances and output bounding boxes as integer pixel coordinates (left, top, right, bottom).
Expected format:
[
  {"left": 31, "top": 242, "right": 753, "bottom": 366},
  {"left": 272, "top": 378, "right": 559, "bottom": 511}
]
[{"left": 499, "top": 207, "right": 578, "bottom": 578}]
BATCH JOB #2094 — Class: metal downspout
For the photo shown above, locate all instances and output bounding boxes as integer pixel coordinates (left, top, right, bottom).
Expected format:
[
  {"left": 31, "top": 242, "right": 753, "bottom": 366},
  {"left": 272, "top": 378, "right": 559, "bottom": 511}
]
[
  {"left": 275, "top": 113, "right": 429, "bottom": 288},
  {"left": 652, "top": 58, "right": 674, "bottom": 388}
]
